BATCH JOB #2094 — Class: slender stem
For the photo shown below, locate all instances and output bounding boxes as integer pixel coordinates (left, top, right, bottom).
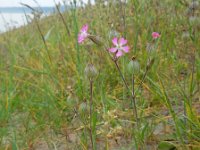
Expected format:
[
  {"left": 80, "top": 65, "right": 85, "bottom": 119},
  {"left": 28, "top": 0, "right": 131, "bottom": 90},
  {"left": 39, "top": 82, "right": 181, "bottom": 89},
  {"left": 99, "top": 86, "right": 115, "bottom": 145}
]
[
  {"left": 183, "top": 98, "right": 188, "bottom": 143},
  {"left": 55, "top": 2, "right": 71, "bottom": 36},
  {"left": 188, "top": 54, "right": 195, "bottom": 139},
  {"left": 114, "top": 60, "right": 128, "bottom": 92},
  {"left": 89, "top": 80, "right": 94, "bottom": 150},
  {"left": 35, "top": 19, "right": 52, "bottom": 64},
  {"left": 19, "top": 3, "right": 52, "bottom": 64},
  {"left": 102, "top": 45, "right": 153, "bottom": 128},
  {"left": 190, "top": 55, "right": 195, "bottom": 107},
  {"left": 131, "top": 73, "right": 137, "bottom": 125},
  {"left": 192, "top": 0, "right": 195, "bottom": 17},
  {"left": 134, "top": 67, "right": 149, "bottom": 95},
  {"left": 114, "top": 60, "right": 138, "bottom": 126},
  {"left": 134, "top": 58, "right": 154, "bottom": 98},
  {"left": 101, "top": 45, "right": 139, "bottom": 125},
  {"left": 132, "top": 74, "right": 138, "bottom": 125}
]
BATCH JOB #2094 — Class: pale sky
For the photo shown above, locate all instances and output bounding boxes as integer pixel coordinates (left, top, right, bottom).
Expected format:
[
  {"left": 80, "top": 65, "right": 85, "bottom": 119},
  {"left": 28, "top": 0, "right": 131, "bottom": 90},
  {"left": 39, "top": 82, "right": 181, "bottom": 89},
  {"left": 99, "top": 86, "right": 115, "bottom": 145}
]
[{"left": 0, "top": 0, "right": 90, "bottom": 7}]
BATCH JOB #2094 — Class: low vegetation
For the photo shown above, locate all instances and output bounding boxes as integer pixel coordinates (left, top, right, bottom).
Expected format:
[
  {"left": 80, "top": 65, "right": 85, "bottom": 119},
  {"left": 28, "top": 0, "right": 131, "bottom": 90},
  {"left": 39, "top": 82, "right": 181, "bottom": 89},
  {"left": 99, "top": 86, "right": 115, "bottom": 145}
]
[{"left": 0, "top": 0, "right": 200, "bottom": 149}]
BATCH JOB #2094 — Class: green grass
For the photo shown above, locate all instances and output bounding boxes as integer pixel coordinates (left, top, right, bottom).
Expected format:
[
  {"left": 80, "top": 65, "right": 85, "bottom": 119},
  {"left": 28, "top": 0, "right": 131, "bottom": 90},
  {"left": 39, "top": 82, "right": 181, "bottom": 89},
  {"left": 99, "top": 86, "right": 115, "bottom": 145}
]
[{"left": 0, "top": 0, "right": 200, "bottom": 149}]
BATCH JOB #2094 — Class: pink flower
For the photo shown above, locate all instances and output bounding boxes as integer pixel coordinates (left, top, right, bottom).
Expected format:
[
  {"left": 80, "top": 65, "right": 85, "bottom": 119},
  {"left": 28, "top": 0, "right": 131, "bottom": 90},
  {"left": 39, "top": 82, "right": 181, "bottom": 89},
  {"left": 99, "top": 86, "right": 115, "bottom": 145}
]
[
  {"left": 152, "top": 32, "right": 160, "bottom": 39},
  {"left": 78, "top": 24, "right": 89, "bottom": 43},
  {"left": 109, "top": 37, "right": 130, "bottom": 58}
]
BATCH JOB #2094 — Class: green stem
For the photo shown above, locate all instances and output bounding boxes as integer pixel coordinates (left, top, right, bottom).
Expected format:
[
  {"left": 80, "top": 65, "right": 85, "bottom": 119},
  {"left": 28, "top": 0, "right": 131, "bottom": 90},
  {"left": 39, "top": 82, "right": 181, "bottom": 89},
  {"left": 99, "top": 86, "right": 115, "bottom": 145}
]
[
  {"left": 114, "top": 60, "right": 138, "bottom": 127},
  {"left": 89, "top": 80, "right": 94, "bottom": 150}
]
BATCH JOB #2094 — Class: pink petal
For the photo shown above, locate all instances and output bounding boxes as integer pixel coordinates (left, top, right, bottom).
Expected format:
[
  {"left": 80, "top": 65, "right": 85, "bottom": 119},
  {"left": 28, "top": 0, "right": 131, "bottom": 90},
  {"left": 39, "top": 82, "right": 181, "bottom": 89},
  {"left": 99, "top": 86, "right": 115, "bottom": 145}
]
[
  {"left": 78, "top": 34, "right": 85, "bottom": 43},
  {"left": 152, "top": 32, "right": 160, "bottom": 39},
  {"left": 112, "top": 37, "right": 118, "bottom": 46},
  {"left": 78, "top": 38, "right": 84, "bottom": 43},
  {"left": 122, "top": 46, "right": 130, "bottom": 53},
  {"left": 81, "top": 24, "right": 88, "bottom": 32},
  {"left": 116, "top": 51, "right": 123, "bottom": 57},
  {"left": 119, "top": 38, "right": 127, "bottom": 46},
  {"left": 109, "top": 47, "right": 117, "bottom": 53}
]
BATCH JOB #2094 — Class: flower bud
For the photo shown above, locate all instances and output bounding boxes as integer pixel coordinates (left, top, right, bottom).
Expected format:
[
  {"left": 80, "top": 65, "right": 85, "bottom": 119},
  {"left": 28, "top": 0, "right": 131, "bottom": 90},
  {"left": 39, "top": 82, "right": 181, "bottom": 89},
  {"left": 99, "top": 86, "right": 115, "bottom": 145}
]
[
  {"left": 84, "top": 64, "right": 98, "bottom": 80},
  {"left": 128, "top": 56, "right": 140, "bottom": 74}
]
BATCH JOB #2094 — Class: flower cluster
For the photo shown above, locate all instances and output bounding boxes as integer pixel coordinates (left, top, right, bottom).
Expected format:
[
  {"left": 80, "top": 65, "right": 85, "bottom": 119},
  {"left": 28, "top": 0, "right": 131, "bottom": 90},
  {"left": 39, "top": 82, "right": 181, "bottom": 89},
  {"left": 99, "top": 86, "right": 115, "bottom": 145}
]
[{"left": 78, "top": 24, "right": 160, "bottom": 58}]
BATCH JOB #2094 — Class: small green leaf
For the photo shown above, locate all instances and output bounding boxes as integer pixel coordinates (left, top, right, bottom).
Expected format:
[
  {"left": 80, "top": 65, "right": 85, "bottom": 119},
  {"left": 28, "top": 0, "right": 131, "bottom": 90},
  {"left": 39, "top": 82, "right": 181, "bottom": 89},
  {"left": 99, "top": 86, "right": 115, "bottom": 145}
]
[{"left": 157, "top": 141, "right": 177, "bottom": 150}]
